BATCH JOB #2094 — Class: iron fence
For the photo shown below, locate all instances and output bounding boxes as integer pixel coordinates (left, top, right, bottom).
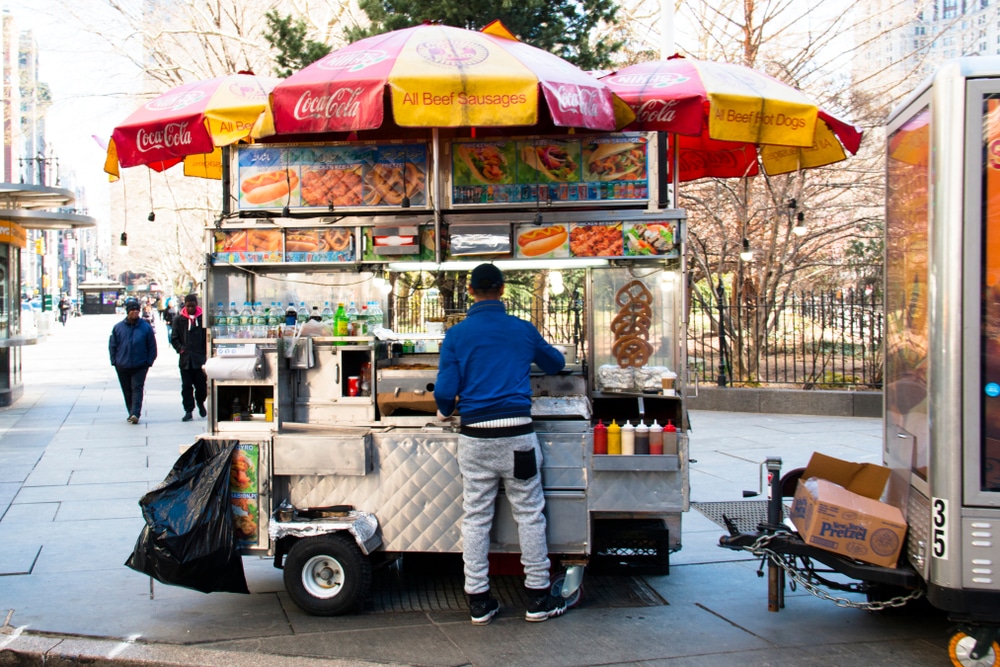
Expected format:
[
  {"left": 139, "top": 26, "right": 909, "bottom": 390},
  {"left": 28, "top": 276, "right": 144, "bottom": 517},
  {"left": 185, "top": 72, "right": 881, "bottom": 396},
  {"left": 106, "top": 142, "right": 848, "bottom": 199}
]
[
  {"left": 688, "top": 288, "right": 883, "bottom": 389},
  {"left": 391, "top": 276, "right": 883, "bottom": 390}
]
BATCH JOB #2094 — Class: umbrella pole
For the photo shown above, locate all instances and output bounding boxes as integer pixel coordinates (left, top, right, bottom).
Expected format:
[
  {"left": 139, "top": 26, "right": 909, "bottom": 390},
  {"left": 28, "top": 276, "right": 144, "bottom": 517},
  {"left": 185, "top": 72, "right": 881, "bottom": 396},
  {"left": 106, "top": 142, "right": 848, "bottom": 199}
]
[
  {"left": 432, "top": 128, "right": 442, "bottom": 264},
  {"left": 671, "top": 133, "right": 679, "bottom": 208},
  {"left": 221, "top": 146, "right": 231, "bottom": 218}
]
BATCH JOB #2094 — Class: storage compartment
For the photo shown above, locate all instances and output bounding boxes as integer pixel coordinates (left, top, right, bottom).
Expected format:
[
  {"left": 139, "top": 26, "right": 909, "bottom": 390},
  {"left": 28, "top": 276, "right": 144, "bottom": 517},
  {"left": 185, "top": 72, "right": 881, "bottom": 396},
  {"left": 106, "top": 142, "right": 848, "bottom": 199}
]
[
  {"left": 216, "top": 384, "right": 274, "bottom": 423},
  {"left": 273, "top": 433, "right": 372, "bottom": 476}
]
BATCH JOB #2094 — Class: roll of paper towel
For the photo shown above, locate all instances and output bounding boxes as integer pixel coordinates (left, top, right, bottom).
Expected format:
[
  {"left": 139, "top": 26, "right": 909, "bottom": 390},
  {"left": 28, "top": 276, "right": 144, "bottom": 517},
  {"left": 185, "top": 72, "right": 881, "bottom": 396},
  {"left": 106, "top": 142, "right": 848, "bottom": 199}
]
[{"left": 205, "top": 356, "right": 261, "bottom": 381}]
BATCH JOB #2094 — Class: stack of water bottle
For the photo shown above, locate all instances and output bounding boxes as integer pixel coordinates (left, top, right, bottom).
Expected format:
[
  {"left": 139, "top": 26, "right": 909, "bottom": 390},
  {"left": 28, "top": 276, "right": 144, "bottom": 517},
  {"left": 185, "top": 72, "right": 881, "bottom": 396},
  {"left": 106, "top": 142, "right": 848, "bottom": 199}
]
[{"left": 212, "top": 299, "right": 384, "bottom": 340}]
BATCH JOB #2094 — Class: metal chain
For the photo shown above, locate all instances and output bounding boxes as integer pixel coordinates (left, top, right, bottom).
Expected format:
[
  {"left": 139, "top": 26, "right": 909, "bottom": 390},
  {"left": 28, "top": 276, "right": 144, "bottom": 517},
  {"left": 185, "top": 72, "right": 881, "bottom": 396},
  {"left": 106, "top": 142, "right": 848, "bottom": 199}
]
[{"left": 745, "top": 534, "right": 925, "bottom": 611}]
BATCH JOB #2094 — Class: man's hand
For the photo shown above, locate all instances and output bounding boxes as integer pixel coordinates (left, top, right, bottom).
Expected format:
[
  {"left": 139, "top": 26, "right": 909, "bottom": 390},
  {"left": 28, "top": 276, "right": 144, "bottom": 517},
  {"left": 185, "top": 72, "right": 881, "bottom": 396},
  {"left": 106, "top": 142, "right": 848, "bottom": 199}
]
[{"left": 436, "top": 410, "right": 451, "bottom": 421}]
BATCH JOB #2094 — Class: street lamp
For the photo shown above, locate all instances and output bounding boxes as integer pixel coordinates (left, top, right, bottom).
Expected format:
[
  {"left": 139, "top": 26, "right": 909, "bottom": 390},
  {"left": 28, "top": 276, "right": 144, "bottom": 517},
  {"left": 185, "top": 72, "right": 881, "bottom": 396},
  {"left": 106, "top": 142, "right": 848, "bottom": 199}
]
[{"left": 739, "top": 238, "right": 753, "bottom": 262}]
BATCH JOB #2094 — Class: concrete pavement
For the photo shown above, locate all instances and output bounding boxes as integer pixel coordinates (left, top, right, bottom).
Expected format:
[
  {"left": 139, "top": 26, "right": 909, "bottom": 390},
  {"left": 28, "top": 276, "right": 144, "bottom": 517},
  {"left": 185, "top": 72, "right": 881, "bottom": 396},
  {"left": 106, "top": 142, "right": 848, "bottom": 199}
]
[{"left": 0, "top": 314, "right": 954, "bottom": 666}]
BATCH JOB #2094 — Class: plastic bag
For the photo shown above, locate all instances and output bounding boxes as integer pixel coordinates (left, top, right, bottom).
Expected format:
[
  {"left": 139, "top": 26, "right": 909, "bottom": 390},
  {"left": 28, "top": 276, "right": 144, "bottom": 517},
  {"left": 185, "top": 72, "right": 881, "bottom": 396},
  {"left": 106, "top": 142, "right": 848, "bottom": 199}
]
[{"left": 125, "top": 438, "right": 249, "bottom": 594}]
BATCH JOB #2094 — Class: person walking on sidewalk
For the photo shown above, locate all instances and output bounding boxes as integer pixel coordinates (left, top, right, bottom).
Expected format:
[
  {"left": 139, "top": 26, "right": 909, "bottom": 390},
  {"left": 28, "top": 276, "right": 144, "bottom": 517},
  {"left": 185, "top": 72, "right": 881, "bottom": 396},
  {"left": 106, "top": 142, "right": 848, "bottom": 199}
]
[
  {"left": 170, "top": 293, "right": 207, "bottom": 422},
  {"left": 109, "top": 298, "right": 157, "bottom": 424},
  {"left": 434, "top": 263, "right": 568, "bottom": 626}
]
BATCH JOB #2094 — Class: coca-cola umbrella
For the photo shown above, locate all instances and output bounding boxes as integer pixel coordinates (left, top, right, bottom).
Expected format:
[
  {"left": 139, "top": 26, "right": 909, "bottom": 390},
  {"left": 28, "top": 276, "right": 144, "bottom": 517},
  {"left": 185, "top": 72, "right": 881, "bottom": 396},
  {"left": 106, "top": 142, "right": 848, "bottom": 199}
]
[
  {"left": 105, "top": 72, "right": 280, "bottom": 180},
  {"left": 263, "top": 21, "right": 632, "bottom": 136},
  {"left": 600, "top": 57, "right": 863, "bottom": 182}
]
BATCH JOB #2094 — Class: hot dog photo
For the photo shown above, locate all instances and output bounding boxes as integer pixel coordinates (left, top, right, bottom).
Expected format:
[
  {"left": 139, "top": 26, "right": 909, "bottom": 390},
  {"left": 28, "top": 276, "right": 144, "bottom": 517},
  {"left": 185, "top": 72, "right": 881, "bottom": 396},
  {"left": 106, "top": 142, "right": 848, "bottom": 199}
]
[
  {"left": 515, "top": 224, "right": 569, "bottom": 258},
  {"left": 285, "top": 229, "right": 321, "bottom": 253},
  {"left": 239, "top": 167, "right": 300, "bottom": 207}
]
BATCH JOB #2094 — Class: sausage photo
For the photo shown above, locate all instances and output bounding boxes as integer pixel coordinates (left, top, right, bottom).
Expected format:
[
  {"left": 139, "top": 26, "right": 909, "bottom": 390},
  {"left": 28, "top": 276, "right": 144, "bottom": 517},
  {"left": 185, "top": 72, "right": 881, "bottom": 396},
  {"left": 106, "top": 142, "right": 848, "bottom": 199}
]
[
  {"left": 241, "top": 169, "right": 299, "bottom": 205},
  {"left": 517, "top": 225, "right": 568, "bottom": 257}
]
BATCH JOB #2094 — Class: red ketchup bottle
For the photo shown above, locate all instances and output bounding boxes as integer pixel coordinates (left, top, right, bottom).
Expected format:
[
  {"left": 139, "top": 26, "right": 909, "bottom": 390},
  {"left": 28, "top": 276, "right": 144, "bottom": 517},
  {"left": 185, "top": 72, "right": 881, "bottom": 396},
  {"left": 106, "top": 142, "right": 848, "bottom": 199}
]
[
  {"left": 593, "top": 419, "right": 608, "bottom": 455},
  {"left": 663, "top": 419, "right": 678, "bottom": 455}
]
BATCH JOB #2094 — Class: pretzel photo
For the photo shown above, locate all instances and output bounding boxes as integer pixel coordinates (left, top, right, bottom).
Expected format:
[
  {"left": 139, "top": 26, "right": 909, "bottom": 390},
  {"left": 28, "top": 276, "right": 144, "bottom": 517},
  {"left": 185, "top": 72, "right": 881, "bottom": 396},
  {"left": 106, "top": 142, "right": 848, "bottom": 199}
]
[{"left": 320, "top": 229, "right": 352, "bottom": 252}]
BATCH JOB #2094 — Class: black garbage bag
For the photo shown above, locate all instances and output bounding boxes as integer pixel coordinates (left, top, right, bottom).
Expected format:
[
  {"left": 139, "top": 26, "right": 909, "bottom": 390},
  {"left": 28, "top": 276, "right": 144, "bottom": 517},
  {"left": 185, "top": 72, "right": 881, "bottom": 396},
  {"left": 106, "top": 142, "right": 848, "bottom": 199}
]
[{"left": 126, "top": 438, "right": 249, "bottom": 594}]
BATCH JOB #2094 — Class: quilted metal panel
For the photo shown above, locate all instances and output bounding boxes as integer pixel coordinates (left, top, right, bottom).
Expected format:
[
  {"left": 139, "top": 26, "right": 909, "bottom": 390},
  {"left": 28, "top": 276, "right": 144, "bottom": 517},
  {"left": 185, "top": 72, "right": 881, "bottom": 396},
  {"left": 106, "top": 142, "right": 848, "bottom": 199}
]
[
  {"left": 587, "top": 434, "right": 688, "bottom": 512},
  {"left": 287, "top": 433, "right": 464, "bottom": 552},
  {"left": 539, "top": 433, "right": 587, "bottom": 489},
  {"left": 906, "top": 490, "right": 931, "bottom": 576}
]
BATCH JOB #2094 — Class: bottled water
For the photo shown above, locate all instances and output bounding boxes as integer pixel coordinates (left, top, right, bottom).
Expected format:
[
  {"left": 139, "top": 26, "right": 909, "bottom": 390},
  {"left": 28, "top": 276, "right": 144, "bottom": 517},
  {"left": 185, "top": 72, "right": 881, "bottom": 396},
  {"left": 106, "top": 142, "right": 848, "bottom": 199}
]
[
  {"left": 239, "top": 301, "right": 253, "bottom": 338},
  {"left": 267, "top": 301, "right": 282, "bottom": 336},
  {"left": 369, "top": 300, "right": 384, "bottom": 328},
  {"left": 346, "top": 301, "right": 359, "bottom": 336},
  {"left": 252, "top": 301, "right": 266, "bottom": 338},
  {"left": 214, "top": 301, "right": 227, "bottom": 337},
  {"left": 228, "top": 301, "right": 240, "bottom": 337},
  {"left": 321, "top": 301, "right": 334, "bottom": 327},
  {"left": 297, "top": 301, "right": 308, "bottom": 325}
]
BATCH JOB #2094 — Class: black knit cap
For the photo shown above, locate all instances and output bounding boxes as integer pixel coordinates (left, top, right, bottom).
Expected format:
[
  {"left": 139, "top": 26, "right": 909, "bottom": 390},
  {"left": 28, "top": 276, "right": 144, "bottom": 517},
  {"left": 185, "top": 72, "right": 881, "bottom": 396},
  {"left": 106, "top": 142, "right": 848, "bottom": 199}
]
[
  {"left": 470, "top": 263, "right": 504, "bottom": 290},
  {"left": 125, "top": 298, "right": 140, "bottom": 312}
]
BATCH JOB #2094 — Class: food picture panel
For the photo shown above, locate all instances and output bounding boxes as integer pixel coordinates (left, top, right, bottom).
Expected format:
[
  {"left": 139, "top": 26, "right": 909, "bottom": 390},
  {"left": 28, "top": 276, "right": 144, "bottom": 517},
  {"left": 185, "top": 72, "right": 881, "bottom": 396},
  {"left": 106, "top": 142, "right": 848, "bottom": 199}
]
[
  {"left": 285, "top": 228, "right": 355, "bottom": 263},
  {"left": 235, "top": 143, "right": 429, "bottom": 212},
  {"left": 230, "top": 444, "right": 261, "bottom": 548},
  {"left": 451, "top": 134, "right": 649, "bottom": 206},
  {"left": 622, "top": 221, "right": 679, "bottom": 257},
  {"left": 570, "top": 222, "right": 623, "bottom": 257},
  {"left": 212, "top": 229, "right": 284, "bottom": 264},
  {"left": 514, "top": 224, "right": 570, "bottom": 259}
]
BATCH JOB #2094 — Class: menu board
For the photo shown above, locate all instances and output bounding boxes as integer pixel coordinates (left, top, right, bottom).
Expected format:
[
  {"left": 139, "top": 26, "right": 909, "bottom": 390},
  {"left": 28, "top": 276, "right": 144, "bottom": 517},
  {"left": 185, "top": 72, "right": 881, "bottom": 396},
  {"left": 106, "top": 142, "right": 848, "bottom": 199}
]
[
  {"left": 452, "top": 134, "right": 648, "bottom": 206},
  {"left": 513, "top": 220, "right": 678, "bottom": 259},
  {"left": 211, "top": 228, "right": 356, "bottom": 264},
  {"left": 236, "top": 143, "right": 428, "bottom": 211},
  {"left": 230, "top": 443, "right": 260, "bottom": 548}
]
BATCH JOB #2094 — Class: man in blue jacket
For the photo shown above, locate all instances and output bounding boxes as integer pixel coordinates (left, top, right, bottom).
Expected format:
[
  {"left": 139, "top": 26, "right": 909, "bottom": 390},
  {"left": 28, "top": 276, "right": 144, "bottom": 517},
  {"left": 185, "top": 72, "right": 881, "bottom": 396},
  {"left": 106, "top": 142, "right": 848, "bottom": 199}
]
[
  {"left": 110, "top": 297, "right": 157, "bottom": 424},
  {"left": 434, "top": 263, "right": 567, "bottom": 626}
]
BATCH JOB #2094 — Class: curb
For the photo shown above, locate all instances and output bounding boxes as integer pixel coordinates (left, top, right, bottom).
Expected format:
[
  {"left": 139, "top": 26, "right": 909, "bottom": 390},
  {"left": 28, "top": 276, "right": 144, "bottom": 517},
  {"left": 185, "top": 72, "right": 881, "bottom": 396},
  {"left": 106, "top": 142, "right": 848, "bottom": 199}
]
[{"left": 0, "top": 633, "right": 411, "bottom": 667}]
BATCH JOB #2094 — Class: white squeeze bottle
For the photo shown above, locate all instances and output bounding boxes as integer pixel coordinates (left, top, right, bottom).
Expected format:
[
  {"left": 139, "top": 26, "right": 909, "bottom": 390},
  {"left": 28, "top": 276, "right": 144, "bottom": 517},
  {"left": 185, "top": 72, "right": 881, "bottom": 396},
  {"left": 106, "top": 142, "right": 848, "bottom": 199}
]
[
  {"left": 649, "top": 419, "right": 664, "bottom": 455},
  {"left": 621, "top": 420, "right": 635, "bottom": 455}
]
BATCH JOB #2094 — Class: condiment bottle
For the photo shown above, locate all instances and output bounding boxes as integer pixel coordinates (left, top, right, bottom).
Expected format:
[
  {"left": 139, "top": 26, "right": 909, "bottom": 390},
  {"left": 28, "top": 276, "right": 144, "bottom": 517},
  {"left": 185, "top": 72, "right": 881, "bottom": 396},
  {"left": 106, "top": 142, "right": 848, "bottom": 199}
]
[
  {"left": 663, "top": 419, "right": 678, "bottom": 455},
  {"left": 649, "top": 419, "right": 664, "bottom": 455},
  {"left": 593, "top": 420, "right": 608, "bottom": 455},
  {"left": 635, "top": 420, "right": 650, "bottom": 455},
  {"left": 607, "top": 419, "right": 622, "bottom": 455},
  {"left": 621, "top": 420, "right": 635, "bottom": 455}
]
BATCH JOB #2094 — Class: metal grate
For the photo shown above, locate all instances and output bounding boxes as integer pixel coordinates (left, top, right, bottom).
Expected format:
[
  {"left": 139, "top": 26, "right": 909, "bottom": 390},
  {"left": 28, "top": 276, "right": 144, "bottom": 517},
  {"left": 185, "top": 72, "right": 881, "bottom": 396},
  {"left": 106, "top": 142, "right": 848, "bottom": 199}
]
[
  {"left": 362, "top": 556, "right": 665, "bottom": 613},
  {"left": 693, "top": 500, "right": 789, "bottom": 534}
]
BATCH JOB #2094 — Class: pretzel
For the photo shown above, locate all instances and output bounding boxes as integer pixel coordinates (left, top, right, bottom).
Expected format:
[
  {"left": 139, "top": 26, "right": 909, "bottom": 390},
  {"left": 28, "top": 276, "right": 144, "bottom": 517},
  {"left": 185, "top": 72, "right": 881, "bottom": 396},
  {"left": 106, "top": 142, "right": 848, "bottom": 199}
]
[
  {"left": 612, "top": 335, "right": 653, "bottom": 368},
  {"left": 611, "top": 310, "right": 651, "bottom": 337},
  {"left": 615, "top": 280, "right": 653, "bottom": 308}
]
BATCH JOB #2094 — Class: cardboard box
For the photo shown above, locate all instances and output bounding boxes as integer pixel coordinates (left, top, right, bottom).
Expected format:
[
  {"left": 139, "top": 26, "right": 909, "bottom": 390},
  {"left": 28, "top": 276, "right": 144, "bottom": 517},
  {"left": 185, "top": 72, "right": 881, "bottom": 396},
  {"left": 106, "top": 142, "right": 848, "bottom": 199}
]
[{"left": 789, "top": 453, "right": 907, "bottom": 568}]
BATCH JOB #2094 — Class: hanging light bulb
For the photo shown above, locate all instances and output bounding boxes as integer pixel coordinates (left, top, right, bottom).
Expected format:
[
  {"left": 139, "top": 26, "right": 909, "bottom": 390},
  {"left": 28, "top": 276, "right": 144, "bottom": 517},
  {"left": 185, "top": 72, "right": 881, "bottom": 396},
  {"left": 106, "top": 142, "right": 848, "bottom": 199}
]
[
  {"left": 739, "top": 238, "right": 753, "bottom": 262},
  {"left": 660, "top": 271, "right": 676, "bottom": 292},
  {"left": 792, "top": 211, "right": 807, "bottom": 236},
  {"left": 379, "top": 276, "right": 393, "bottom": 295},
  {"left": 548, "top": 270, "right": 564, "bottom": 296},
  {"left": 117, "top": 231, "right": 129, "bottom": 255}
]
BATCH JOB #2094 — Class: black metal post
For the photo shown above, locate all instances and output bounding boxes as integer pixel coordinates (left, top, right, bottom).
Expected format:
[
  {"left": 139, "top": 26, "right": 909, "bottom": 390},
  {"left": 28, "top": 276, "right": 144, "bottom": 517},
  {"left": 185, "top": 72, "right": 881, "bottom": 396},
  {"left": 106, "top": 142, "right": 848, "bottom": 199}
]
[{"left": 716, "top": 283, "right": 727, "bottom": 386}]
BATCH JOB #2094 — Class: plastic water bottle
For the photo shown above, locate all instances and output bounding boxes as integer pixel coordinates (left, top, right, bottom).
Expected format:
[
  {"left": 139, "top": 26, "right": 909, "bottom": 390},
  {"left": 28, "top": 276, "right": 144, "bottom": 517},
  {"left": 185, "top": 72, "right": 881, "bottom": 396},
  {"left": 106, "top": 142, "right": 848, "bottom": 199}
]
[
  {"left": 228, "top": 301, "right": 240, "bottom": 337},
  {"left": 297, "top": 301, "right": 308, "bottom": 325},
  {"left": 368, "top": 300, "right": 383, "bottom": 329},
  {"left": 252, "top": 301, "right": 266, "bottom": 338},
  {"left": 346, "top": 301, "right": 359, "bottom": 335},
  {"left": 285, "top": 302, "right": 297, "bottom": 327},
  {"left": 267, "top": 301, "right": 282, "bottom": 336},
  {"left": 239, "top": 301, "right": 253, "bottom": 338},
  {"left": 214, "top": 301, "right": 227, "bottom": 337}
]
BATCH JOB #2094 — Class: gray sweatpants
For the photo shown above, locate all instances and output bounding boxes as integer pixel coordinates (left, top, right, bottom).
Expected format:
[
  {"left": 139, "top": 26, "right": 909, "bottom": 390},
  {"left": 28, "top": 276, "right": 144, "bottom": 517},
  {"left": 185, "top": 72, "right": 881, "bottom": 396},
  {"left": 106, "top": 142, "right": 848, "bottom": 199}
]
[{"left": 458, "top": 432, "right": 551, "bottom": 595}]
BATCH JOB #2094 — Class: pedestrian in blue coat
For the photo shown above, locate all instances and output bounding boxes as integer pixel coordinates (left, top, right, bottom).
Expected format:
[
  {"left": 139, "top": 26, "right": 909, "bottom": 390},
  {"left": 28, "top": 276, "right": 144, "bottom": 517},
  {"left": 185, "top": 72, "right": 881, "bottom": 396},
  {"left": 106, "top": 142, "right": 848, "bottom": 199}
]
[{"left": 109, "top": 298, "right": 157, "bottom": 424}]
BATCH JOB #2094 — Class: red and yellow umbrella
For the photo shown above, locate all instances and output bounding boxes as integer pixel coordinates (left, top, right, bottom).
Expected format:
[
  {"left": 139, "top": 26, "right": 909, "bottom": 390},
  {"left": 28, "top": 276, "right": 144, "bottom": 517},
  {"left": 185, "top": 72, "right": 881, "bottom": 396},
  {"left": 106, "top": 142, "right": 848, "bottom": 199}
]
[
  {"left": 105, "top": 73, "right": 280, "bottom": 179},
  {"left": 265, "top": 21, "right": 631, "bottom": 136},
  {"left": 601, "top": 57, "right": 863, "bottom": 181}
]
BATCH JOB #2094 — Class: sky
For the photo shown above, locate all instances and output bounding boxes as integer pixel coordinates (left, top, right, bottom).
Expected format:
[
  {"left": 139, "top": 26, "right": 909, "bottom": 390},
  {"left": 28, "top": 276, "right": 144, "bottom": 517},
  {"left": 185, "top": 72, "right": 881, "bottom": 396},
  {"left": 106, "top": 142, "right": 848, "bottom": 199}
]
[{"left": 4, "top": 0, "right": 139, "bottom": 227}]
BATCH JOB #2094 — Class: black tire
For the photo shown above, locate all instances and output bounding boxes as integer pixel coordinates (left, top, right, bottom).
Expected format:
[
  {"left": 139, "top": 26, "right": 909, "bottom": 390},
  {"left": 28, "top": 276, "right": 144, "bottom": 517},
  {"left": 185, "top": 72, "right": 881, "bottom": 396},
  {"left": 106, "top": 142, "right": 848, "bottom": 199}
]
[{"left": 283, "top": 534, "right": 372, "bottom": 616}]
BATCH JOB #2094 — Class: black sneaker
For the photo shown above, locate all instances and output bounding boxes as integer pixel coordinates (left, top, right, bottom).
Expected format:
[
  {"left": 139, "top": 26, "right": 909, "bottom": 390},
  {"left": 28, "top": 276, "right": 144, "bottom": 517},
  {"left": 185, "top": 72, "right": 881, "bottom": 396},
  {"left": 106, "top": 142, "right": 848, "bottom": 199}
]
[
  {"left": 198, "top": 403, "right": 207, "bottom": 417},
  {"left": 182, "top": 412, "right": 193, "bottom": 422},
  {"left": 127, "top": 415, "right": 139, "bottom": 424},
  {"left": 470, "top": 596, "right": 499, "bottom": 625},
  {"left": 525, "top": 591, "right": 566, "bottom": 622}
]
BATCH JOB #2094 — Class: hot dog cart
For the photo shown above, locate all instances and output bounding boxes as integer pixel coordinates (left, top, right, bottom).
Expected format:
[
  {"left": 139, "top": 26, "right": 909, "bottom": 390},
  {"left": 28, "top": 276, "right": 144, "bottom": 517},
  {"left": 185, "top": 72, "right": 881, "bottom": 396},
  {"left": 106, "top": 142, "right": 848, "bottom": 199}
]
[{"left": 204, "top": 131, "right": 689, "bottom": 615}]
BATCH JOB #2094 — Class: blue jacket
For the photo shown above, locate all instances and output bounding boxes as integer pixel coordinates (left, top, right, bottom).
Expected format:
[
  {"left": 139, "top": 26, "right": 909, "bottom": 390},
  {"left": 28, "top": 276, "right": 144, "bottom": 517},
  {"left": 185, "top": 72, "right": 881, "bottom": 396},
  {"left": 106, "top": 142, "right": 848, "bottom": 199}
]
[
  {"left": 434, "top": 300, "right": 564, "bottom": 424},
  {"left": 109, "top": 317, "right": 157, "bottom": 369}
]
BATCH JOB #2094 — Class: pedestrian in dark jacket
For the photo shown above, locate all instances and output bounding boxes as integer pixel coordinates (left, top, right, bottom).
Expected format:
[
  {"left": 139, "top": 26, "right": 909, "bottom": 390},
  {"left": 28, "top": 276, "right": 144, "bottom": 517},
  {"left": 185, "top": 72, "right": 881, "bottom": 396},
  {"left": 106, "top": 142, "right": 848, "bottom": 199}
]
[
  {"left": 109, "top": 298, "right": 157, "bottom": 424},
  {"left": 170, "top": 293, "right": 207, "bottom": 421}
]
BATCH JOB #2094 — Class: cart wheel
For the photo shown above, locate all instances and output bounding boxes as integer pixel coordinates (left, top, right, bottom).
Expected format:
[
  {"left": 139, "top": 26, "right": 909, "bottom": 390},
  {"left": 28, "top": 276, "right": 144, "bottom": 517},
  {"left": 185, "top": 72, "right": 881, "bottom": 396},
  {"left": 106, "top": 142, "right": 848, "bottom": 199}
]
[
  {"left": 283, "top": 534, "right": 372, "bottom": 616},
  {"left": 949, "top": 630, "right": 1000, "bottom": 667},
  {"left": 550, "top": 572, "right": 583, "bottom": 609}
]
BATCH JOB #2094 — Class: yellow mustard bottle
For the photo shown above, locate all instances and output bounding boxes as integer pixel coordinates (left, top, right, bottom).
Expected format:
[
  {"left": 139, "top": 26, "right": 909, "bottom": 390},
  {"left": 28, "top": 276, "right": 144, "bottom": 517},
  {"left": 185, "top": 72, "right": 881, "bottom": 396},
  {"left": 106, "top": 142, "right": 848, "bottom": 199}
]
[{"left": 607, "top": 419, "right": 622, "bottom": 455}]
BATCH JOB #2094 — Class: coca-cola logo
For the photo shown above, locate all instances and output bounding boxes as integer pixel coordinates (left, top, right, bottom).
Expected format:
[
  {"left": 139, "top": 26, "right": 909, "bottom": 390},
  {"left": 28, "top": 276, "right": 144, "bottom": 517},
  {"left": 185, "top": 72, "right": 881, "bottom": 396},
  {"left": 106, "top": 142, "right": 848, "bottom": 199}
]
[
  {"left": 146, "top": 91, "right": 205, "bottom": 112},
  {"left": 293, "top": 88, "right": 365, "bottom": 120},
  {"left": 135, "top": 122, "right": 193, "bottom": 153},
  {"left": 554, "top": 85, "right": 601, "bottom": 117},
  {"left": 607, "top": 73, "right": 689, "bottom": 89},
  {"left": 226, "top": 80, "right": 267, "bottom": 101},
  {"left": 416, "top": 40, "right": 488, "bottom": 67},
  {"left": 635, "top": 99, "right": 679, "bottom": 123},
  {"left": 317, "top": 50, "right": 388, "bottom": 72}
]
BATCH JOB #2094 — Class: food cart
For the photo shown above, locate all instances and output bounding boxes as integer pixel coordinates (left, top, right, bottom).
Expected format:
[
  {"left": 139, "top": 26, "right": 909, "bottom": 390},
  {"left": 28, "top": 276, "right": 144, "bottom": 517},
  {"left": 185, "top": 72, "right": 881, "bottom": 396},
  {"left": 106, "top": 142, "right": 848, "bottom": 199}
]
[{"left": 203, "top": 130, "right": 690, "bottom": 615}]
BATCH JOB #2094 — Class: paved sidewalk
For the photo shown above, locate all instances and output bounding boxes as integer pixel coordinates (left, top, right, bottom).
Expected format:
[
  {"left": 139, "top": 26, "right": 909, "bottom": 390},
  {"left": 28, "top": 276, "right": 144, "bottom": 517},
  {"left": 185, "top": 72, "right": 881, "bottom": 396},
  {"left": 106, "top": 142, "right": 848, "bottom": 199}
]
[{"left": 0, "top": 314, "right": 952, "bottom": 666}]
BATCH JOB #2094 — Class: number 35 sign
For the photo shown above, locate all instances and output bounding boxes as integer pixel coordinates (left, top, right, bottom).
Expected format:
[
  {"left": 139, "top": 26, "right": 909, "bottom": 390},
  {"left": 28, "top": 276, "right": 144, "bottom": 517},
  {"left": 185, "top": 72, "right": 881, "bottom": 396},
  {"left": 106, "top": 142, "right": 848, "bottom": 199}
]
[{"left": 932, "top": 497, "right": 949, "bottom": 560}]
